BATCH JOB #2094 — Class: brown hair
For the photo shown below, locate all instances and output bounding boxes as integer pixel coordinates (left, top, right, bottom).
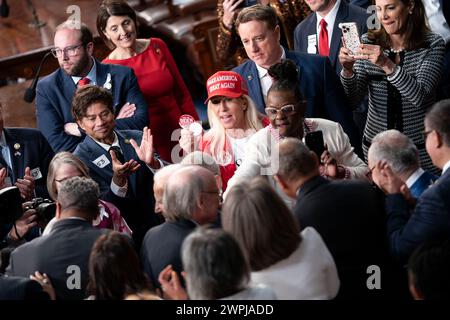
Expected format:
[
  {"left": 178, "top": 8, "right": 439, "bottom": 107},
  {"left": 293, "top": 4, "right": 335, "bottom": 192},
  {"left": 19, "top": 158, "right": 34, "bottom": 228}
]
[
  {"left": 426, "top": 99, "right": 450, "bottom": 147},
  {"left": 368, "top": 0, "right": 429, "bottom": 50},
  {"left": 72, "top": 85, "right": 114, "bottom": 121},
  {"left": 222, "top": 177, "right": 301, "bottom": 271},
  {"left": 97, "top": 0, "right": 138, "bottom": 50},
  {"left": 87, "top": 231, "right": 153, "bottom": 299},
  {"left": 235, "top": 4, "right": 278, "bottom": 32}
]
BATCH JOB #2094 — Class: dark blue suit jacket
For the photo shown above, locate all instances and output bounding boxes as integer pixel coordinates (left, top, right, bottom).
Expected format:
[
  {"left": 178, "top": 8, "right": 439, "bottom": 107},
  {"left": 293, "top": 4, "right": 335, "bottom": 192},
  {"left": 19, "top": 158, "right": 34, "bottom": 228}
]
[
  {"left": 140, "top": 219, "right": 197, "bottom": 288},
  {"left": 6, "top": 219, "right": 107, "bottom": 300},
  {"left": 409, "top": 170, "right": 437, "bottom": 199},
  {"left": 3, "top": 128, "right": 54, "bottom": 198},
  {"left": 350, "top": 0, "right": 371, "bottom": 9},
  {"left": 386, "top": 169, "right": 450, "bottom": 263},
  {"left": 294, "top": 0, "right": 369, "bottom": 74},
  {"left": 73, "top": 129, "right": 163, "bottom": 248},
  {"left": 36, "top": 59, "right": 148, "bottom": 153},
  {"left": 233, "top": 50, "right": 360, "bottom": 150},
  {"left": 0, "top": 128, "right": 54, "bottom": 245}
]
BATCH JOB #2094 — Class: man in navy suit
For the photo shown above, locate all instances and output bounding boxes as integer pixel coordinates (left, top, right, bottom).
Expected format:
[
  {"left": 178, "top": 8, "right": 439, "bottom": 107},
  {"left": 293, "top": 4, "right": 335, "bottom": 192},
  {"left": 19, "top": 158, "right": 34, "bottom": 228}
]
[
  {"left": 0, "top": 103, "right": 54, "bottom": 247},
  {"left": 377, "top": 99, "right": 450, "bottom": 264},
  {"left": 368, "top": 129, "right": 437, "bottom": 200},
  {"left": 294, "top": 0, "right": 368, "bottom": 74},
  {"left": 36, "top": 21, "right": 148, "bottom": 153},
  {"left": 232, "top": 5, "right": 360, "bottom": 152},
  {"left": 72, "top": 85, "right": 163, "bottom": 249}
]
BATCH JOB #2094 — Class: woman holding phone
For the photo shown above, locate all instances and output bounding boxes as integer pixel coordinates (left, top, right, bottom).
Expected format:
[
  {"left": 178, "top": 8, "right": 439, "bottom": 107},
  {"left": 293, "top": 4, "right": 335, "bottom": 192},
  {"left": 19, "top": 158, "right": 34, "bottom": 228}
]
[{"left": 339, "top": 0, "right": 445, "bottom": 173}]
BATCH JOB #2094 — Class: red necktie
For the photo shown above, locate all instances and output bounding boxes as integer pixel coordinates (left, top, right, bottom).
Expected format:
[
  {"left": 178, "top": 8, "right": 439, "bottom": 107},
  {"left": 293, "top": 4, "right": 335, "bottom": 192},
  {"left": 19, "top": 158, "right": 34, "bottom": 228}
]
[
  {"left": 318, "top": 19, "right": 329, "bottom": 57},
  {"left": 77, "top": 77, "right": 91, "bottom": 88}
]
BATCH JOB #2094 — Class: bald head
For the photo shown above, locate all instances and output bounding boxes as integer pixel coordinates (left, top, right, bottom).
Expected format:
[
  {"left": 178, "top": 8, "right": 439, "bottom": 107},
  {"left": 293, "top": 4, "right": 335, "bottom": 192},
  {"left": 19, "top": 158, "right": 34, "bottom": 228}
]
[
  {"left": 277, "top": 138, "right": 319, "bottom": 182},
  {"left": 163, "top": 166, "right": 219, "bottom": 223}
]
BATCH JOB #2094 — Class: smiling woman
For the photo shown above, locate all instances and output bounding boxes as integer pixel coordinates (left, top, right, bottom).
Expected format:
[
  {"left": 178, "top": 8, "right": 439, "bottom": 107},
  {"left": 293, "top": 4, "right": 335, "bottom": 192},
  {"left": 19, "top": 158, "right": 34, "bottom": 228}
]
[
  {"left": 97, "top": 0, "right": 199, "bottom": 162},
  {"left": 179, "top": 70, "right": 267, "bottom": 191},
  {"left": 339, "top": 0, "right": 446, "bottom": 173}
]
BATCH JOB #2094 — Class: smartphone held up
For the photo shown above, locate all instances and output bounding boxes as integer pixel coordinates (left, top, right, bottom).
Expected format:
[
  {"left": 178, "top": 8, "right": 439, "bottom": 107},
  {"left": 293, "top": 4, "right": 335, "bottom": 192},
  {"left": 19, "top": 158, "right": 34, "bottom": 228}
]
[{"left": 339, "top": 22, "right": 361, "bottom": 56}]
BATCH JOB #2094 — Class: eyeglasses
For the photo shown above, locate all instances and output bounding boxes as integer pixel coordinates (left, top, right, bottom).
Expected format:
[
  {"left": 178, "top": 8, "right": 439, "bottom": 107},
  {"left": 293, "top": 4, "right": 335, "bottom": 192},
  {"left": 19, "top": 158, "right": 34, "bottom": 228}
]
[
  {"left": 365, "top": 165, "right": 376, "bottom": 179},
  {"left": 422, "top": 130, "right": 434, "bottom": 141},
  {"left": 51, "top": 43, "right": 84, "bottom": 58},
  {"left": 265, "top": 104, "right": 297, "bottom": 118}
]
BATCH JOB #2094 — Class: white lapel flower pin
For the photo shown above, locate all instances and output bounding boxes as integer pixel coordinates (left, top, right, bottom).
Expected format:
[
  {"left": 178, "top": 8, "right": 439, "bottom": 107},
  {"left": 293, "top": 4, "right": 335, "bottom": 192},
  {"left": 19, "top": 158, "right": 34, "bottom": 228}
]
[{"left": 103, "top": 73, "right": 112, "bottom": 90}]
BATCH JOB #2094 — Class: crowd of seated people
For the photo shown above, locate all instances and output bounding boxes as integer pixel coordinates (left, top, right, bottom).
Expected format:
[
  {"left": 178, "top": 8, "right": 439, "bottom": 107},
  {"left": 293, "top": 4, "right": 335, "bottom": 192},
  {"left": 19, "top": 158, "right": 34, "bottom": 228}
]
[{"left": 1, "top": 0, "right": 450, "bottom": 300}]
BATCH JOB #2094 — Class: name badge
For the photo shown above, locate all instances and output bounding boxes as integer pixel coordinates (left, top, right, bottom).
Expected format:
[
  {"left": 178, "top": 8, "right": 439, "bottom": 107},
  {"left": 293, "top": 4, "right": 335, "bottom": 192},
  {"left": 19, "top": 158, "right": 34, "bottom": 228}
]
[
  {"left": 30, "top": 167, "right": 43, "bottom": 180},
  {"left": 92, "top": 155, "right": 110, "bottom": 168},
  {"left": 307, "top": 34, "right": 317, "bottom": 54}
]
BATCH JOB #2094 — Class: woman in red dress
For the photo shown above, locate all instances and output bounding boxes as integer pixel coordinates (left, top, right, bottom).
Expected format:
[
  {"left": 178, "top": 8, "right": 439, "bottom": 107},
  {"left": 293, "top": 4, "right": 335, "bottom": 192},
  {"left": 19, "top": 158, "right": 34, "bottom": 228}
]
[{"left": 97, "top": 0, "right": 199, "bottom": 162}]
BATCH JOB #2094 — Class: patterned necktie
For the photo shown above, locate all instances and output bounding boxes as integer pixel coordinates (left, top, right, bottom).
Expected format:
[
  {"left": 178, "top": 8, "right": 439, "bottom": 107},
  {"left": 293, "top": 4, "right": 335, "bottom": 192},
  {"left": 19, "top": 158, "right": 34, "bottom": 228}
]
[
  {"left": 109, "top": 146, "right": 125, "bottom": 164},
  {"left": 318, "top": 19, "right": 330, "bottom": 57},
  {"left": 77, "top": 77, "right": 91, "bottom": 88}
]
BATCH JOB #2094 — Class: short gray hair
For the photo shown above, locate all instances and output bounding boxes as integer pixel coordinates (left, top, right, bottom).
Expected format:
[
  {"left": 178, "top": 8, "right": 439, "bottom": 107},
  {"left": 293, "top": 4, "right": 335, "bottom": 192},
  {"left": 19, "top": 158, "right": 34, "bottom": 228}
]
[
  {"left": 181, "top": 152, "right": 220, "bottom": 176},
  {"left": 57, "top": 176, "right": 100, "bottom": 220},
  {"left": 368, "top": 130, "right": 419, "bottom": 174},
  {"left": 163, "top": 166, "right": 206, "bottom": 221},
  {"left": 182, "top": 227, "right": 249, "bottom": 300},
  {"left": 153, "top": 164, "right": 183, "bottom": 187},
  {"left": 277, "top": 138, "right": 317, "bottom": 181}
]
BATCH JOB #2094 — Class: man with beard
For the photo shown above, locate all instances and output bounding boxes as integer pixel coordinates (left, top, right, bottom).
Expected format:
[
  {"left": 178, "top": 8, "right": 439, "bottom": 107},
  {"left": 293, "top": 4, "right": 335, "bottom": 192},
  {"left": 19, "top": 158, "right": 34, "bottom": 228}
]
[{"left": 36, "top": 21, "right": 148, "bottom": 152}]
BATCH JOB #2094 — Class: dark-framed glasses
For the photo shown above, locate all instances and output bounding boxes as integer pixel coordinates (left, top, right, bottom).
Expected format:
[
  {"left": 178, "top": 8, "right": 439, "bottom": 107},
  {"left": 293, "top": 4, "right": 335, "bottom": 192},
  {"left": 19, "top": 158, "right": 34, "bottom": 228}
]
[
  {"left": 50, "top": 43, "right": 84, "bottom": 58},
  {"left": 265, "top": 104, "right": 297, "bottom": 118},
  {"left": 422, "top": 130, "right": 434, "bottom": 141}
]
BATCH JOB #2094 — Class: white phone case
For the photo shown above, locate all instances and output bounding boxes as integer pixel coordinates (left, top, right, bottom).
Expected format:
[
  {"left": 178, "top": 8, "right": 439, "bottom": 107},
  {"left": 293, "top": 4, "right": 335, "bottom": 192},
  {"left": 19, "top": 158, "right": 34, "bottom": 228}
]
[{"left": 339, "top": 22, "right": 361, "bottom": 56}]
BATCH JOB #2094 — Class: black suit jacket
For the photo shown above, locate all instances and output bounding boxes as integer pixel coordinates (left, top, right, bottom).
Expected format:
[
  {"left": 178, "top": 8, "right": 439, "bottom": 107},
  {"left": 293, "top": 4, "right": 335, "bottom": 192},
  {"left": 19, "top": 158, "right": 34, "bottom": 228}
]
[
  {"left": 140, "top": 219, "right": 197, "bottom": 288},
  {"left": 6, "top": 219, "right": 107, "bottom": 300},
  {"left": 294, "top": 176, "right": 402, "bottom": 299},
  {"left": 0, "top": 276, "right": 50, "bottom": 300}
]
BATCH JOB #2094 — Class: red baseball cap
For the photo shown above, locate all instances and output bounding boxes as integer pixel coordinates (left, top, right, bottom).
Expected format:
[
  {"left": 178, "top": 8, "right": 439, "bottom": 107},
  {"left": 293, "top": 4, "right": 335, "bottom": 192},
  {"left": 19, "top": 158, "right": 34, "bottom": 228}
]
[{"left": 204, "top": 71, "right": 248, "bottom": 104}]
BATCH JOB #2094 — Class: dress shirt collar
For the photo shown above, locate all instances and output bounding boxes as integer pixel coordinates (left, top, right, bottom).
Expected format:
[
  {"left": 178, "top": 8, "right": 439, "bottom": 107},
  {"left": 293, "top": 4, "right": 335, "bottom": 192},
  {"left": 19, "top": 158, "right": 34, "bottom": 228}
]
[
  {"left": 255, "top": 46, "right": 286, "bottom": 79},
  {"left": 315, "top": 0, "right": 341, "bottom": 45},
  {"left": 443, "top": 160, "right": 450, "bottom": 175},
  {"left": 92, "top": 131, "right": 121, "bottom": 152},
  {"left": 0, "top": 130, "right": 7, "bottom": 147},
  {"left": 71, "top": 57, "right": 97, "bottom": 85},
  {"left": 405, "top": 168, "right": 425, "bottom": 188}
]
